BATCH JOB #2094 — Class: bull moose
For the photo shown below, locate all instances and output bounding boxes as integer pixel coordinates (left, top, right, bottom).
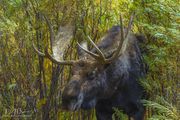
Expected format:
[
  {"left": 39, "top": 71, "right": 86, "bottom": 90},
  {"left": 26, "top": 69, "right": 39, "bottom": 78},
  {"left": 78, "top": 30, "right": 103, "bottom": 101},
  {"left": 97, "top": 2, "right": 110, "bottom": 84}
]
[{"left": 33, "top": 14, "right": 147, "bottom": 120}]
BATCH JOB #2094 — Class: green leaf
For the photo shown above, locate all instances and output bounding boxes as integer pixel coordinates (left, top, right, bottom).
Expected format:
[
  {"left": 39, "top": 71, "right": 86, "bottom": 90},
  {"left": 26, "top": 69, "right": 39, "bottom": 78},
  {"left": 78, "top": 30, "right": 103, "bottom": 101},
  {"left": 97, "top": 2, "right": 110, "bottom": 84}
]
[{"left": 8, "top": 83, "right": 16, "bottom": 90}]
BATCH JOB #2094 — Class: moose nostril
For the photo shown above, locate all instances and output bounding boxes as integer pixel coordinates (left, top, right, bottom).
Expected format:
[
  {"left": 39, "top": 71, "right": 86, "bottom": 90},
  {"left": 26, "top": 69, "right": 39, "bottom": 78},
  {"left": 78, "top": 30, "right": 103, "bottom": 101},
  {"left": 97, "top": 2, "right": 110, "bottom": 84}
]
[
  {"left": 61, "top": 105, "right": 66, "bottom": 110},
  {"left": 61, "top": 103, "right": 69, "bottom": 111},
  {"left": 61, "top": 98, "right": 70, "bottom": 109}
]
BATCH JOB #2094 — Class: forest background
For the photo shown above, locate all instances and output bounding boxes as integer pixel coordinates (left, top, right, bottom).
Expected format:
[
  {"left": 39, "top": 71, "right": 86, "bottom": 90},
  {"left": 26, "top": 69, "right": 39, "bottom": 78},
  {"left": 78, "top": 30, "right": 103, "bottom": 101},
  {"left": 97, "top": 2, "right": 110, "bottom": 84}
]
[{"left": 0, "top": 0, "right": 179, "bottom": 120}]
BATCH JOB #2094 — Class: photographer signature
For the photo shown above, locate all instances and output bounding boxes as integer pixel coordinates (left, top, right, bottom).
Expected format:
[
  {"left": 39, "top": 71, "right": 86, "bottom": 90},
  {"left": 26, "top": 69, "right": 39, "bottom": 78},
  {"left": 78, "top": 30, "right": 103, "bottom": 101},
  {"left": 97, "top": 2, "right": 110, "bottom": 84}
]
[{"left": 2, "top": 108, "right": 33, "bottom": 118}]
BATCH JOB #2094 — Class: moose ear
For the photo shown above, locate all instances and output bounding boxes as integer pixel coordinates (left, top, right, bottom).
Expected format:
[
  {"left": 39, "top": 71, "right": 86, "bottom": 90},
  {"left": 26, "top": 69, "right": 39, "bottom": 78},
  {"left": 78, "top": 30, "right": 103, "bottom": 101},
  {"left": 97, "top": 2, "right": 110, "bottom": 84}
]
[
  {"left": 135, "top": 34, "right": 148, "bottom": 54},
  {"left": 135, "top": 34, "right": 146, "bottom": 43},
  {"left": 77, "top": 41, "right": 88, "bottom": 58}
]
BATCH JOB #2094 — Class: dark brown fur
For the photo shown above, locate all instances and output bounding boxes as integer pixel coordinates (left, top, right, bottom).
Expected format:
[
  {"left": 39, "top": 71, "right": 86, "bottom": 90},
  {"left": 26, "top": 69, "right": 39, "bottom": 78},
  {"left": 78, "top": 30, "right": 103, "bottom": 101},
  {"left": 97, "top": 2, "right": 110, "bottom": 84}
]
[{"left": 62, "top": 26, "right": 147, "bottom": 120}]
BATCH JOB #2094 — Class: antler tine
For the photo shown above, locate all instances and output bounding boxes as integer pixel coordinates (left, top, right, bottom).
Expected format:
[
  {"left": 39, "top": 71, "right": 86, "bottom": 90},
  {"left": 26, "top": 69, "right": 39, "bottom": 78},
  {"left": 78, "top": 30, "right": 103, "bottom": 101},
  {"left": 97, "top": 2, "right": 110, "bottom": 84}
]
[
  {"left": 43, "top": 15, "right": 55, "bottom": 44},
  {"left": 87, "top": 36, "right": 106, "bottom": 62},
  {"left": 44, "top": 47, "right": 75, "bottom": 65},
  {"left": 77, "top": 42, "right": 100, "bottom": 60},
  {"left": 105, "top": 14, "right": 125, "bottom": 63},
  {"left": 33, "top": 42, "right": 75, "bottom": 65},
  {"left": 32, "top": 42, "right": 45, "bottom": 57},
  {"left": 126, "top": 12, "right": 135, "bottom": 37},
  {"left": 105, "top": 13, "right": 135, "bottom": 63}
]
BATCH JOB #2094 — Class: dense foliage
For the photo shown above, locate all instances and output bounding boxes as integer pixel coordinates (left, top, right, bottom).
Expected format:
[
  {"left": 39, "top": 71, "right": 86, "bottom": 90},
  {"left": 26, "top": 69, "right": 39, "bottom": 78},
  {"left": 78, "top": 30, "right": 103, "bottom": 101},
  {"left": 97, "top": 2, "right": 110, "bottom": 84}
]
[{"left": 0, "top": 0, "right": 179, "bottom": 119}]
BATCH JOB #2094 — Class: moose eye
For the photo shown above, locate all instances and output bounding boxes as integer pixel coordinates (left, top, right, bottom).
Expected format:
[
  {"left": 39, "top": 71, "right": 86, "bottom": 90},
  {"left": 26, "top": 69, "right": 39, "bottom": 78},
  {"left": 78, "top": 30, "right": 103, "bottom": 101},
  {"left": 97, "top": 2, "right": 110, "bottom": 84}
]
[
  {"left": 87, "top": 70, "right": 96, "bottom": 80},
  {"left": 79, "top": 62, "right": 85, "bottom": 67}
]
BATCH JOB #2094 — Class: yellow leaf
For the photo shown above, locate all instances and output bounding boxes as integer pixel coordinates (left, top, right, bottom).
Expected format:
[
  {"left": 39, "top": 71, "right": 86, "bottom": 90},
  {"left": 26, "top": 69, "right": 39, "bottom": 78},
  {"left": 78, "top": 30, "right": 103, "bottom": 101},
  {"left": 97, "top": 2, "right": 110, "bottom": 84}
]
[
  {"left": 36, "top": 98, "right": 46, "bottom": 109},
  {"left": 95, "top": 0, "right": 100, "bottom": 5}
]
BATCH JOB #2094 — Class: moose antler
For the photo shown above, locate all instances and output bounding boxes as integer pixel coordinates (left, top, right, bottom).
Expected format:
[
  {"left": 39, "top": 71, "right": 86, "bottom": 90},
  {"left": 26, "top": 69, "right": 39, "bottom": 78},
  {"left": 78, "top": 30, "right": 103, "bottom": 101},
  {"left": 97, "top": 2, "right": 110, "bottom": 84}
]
[
  {"left": 104, "top": 14, "right": 125, "bottom": 63},
  {"left": 33, "top": 13, "right": 134, "bottom": 65},
  {"left": 78, "top": 13, "right": 135, "bottom": 63},
  {"left": 33, "top": 14, "right": 76, "bottom": 65},
  {"left": 105, "top": 13, "right": 135, "bottom": 63}
]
